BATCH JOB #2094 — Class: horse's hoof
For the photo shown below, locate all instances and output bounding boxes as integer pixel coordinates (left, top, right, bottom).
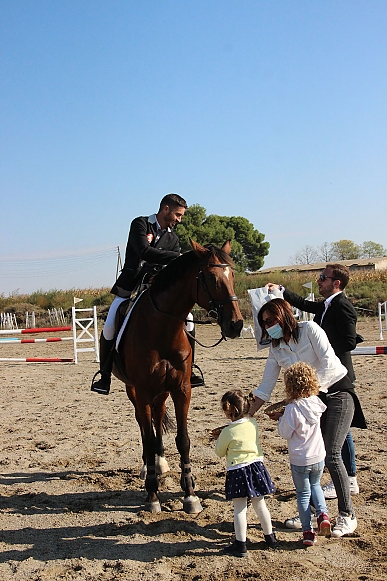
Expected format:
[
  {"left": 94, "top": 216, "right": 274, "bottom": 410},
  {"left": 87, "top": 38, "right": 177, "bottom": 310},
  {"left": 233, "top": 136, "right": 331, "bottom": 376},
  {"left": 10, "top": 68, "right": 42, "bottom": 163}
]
[
  {"left": 144, "top": 500, "right": 162, "bottom": 513},
  {"left": 183, "top": 495, "right": 203, "bottom": 514}
]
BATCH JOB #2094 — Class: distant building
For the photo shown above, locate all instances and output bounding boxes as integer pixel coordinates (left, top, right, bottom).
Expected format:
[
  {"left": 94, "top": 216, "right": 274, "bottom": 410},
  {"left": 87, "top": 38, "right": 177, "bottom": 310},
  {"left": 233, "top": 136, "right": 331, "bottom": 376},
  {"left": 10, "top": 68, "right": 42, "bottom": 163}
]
[{"left": 257, "top": 257, "right": 387, "bottom": 275}]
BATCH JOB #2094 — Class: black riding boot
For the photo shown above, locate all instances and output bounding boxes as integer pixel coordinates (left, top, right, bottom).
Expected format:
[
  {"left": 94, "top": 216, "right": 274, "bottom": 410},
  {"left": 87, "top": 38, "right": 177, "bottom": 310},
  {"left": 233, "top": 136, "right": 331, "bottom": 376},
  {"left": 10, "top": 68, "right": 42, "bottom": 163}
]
[
  {"left": 91, "top": 333, "right": 114, "bottom": 395},
  {"left": 223, "top": 539, "right": 248, "bottom": 557},
  {"left": 264, "top": 532, "right": 278, "bottom": 548},
  {"left": 188, "top": 330, "right": 205, "bottom": 388}
]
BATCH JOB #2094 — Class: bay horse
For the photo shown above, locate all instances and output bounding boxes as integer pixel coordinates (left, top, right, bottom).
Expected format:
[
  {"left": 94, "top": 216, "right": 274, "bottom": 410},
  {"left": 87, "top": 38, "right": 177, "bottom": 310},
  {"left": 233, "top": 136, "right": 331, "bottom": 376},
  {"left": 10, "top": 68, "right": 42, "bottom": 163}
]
[{"left": 112, "top": 239, "right": 243, "bottom": 514}]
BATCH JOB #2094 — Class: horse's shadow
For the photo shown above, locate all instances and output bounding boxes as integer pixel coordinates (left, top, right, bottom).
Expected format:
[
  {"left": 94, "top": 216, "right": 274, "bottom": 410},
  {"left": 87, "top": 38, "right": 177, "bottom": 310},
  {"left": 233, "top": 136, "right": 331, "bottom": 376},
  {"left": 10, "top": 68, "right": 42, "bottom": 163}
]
[
  {"left": 0, "top": 469, "right": 135, "bottom": 487},
  {"left": 0, "top": 470, "right": 303, "bottom": 561},
  {"left": 0, "top": 521, "right": 228, "bottom": 563},
  {"left": 0, "top": 518, "right": 302, "bottom": 563},
  {"left": 0, "top": 470, "right": 225, "bottom": 516}
]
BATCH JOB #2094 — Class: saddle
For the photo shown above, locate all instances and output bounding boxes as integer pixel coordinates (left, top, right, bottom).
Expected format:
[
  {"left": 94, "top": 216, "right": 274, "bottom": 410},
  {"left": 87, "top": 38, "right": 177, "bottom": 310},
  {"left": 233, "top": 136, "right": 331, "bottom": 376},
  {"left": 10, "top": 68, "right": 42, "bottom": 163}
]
[
  {"left": 111, "top": 284, "right": 149, "bottom": 383},
  {"left": 114, "top": 282, "right": 150, "bottom": 338},
  {"left": 116, "top": 298, "right": 135, "bottom": 333}
]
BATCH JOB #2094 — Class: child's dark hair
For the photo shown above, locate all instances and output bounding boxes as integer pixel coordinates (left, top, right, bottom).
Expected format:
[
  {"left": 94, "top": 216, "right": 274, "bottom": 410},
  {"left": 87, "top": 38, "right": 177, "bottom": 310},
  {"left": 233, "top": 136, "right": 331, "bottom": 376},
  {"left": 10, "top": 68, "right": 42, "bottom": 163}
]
[{"left": 221, "top": 390, "right": 250, "bottom": 421}]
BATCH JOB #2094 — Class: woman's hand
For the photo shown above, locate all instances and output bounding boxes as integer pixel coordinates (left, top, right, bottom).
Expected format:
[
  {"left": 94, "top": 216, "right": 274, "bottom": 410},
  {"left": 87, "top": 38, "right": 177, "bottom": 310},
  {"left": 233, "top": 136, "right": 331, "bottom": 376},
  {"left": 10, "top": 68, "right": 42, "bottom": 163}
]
[
  {"left": 267, "top": 283, "right": 281, "bottom": 292},
  {"left": 267, "top": 411, "right": 283, "bottom": 421},
  {"left": 248, "top": 395, "right": 265, "bottom": 417}
]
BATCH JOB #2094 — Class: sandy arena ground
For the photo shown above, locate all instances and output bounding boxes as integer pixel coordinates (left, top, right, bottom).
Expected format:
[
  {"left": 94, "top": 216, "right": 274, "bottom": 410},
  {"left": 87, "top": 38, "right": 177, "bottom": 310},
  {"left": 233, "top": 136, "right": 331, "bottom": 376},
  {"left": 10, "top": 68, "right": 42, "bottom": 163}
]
[{"left": 0, "top": 318, "right": 386, "bottom": 581}]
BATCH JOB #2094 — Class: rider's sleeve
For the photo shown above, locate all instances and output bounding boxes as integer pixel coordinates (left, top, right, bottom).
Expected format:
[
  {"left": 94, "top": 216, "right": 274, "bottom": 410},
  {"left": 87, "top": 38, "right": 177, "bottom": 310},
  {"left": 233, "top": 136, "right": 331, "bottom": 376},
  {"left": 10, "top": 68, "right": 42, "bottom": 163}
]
[{"left": 128, "top": 217, "right": 180, "bottom": 265}]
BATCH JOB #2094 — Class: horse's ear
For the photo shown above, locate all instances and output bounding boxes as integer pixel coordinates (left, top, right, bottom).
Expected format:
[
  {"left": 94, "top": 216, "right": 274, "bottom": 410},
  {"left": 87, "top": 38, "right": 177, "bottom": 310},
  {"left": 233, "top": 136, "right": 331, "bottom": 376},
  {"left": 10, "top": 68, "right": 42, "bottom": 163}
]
[
  {"left": 221, "top": 240, "right": 232, "bottom": 255},
  {"left": 190, "top": 238, "right": 209, "bottom": 258}
]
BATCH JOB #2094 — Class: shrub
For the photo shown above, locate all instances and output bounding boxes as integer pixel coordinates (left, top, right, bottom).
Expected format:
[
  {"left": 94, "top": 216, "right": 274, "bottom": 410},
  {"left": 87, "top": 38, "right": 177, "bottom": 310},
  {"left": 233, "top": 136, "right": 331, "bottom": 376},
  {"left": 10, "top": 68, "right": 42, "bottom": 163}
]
[{"left": 0, "top": 270, "right": 385, "bottom": 325}]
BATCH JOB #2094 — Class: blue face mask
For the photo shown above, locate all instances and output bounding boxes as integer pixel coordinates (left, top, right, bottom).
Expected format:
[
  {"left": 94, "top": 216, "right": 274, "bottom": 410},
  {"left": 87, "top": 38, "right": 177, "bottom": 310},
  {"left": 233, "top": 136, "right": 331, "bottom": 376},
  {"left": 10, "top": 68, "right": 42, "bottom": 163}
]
[{"left": 266, "top": 323, "right": 284, "bottom": 339}]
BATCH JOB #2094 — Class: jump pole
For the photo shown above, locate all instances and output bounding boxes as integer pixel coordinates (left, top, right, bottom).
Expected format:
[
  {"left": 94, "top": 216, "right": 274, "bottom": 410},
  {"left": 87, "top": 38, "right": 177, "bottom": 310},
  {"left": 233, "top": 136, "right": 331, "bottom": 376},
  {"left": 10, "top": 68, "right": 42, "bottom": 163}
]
[
  {"left": 0, "top": 357, "right": 73, "bottom": 362},
  {"left": 351, "top": 346, "right": 387, "bottom": 355},
  {"left": 0, "top": 326, "right": 71, "bottom": 335},
  {"left": 0, "top": 337, "right": 73, "bottom": 344}
]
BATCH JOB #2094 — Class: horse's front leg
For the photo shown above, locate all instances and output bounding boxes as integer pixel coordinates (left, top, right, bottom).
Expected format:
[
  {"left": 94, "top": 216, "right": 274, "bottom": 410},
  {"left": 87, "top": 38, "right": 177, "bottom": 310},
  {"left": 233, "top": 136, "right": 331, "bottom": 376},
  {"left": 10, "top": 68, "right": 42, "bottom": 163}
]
[
  {"left": 137, "top": 403, "right": 161, "bottom": 513},
  {"left": 171, "top": 387, "right": 203, "bottom": 514},
  {"left": 126, "top": 387, "right": 154, "bottom": 481}
]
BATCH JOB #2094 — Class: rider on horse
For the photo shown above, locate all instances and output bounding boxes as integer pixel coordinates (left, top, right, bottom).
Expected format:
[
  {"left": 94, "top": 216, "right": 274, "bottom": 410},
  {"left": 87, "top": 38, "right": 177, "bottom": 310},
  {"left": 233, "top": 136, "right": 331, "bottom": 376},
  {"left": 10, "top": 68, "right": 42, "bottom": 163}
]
[{"left": 91, "top": 193, "right": 205, "bottom": 395}]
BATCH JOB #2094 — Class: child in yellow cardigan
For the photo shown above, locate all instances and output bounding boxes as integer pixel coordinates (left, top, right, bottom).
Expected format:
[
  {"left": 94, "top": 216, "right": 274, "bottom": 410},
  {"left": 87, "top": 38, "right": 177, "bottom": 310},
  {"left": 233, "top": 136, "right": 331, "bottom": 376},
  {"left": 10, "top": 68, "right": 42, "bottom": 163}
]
[{"left": 214, "top": 389, "right": 277, "bottom": 557}]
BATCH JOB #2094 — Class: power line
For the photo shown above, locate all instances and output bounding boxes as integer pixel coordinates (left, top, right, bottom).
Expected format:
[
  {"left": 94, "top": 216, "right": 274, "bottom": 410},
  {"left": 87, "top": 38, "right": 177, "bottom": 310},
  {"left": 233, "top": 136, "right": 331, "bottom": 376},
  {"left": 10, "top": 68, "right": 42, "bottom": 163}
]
[{"left": 0, "top": 247, "right": 118, "bottom": 278}]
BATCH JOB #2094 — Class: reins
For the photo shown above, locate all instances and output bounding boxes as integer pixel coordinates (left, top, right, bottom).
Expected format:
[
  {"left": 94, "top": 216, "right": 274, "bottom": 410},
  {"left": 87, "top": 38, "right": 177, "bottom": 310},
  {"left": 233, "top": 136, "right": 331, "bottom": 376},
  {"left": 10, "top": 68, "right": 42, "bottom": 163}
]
[
  {"left": 185, "top": 329, "right": 225, "bottom": 349},
  {"left": 147, "top": 291, "right": 226, "bottom": 348},
  {"left": 147, "top": 261, "right": 239, "bottom": 349}
]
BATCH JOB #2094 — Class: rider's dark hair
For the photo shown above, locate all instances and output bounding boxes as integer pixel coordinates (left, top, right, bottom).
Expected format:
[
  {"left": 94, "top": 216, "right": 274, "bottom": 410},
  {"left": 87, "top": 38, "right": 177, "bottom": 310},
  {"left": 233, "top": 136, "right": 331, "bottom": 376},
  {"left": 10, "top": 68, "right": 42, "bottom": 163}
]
[{"left": 159, "top": 193, "right": 188, "bottom": 211}]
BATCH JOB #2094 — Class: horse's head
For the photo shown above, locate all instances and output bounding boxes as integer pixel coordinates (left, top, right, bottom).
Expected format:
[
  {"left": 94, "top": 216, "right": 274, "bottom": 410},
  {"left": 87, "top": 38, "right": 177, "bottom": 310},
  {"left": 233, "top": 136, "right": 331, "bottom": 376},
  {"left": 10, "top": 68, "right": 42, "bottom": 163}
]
[{"left": 190, "top": 239, "right": 244, "bottom": 339}]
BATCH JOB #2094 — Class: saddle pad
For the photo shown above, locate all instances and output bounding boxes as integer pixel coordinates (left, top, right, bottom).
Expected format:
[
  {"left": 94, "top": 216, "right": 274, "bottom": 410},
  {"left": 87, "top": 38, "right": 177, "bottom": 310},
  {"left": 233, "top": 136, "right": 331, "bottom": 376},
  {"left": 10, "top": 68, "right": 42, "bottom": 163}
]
[{"left": 115, "top": 291, "right": 145, "bottom": 350}]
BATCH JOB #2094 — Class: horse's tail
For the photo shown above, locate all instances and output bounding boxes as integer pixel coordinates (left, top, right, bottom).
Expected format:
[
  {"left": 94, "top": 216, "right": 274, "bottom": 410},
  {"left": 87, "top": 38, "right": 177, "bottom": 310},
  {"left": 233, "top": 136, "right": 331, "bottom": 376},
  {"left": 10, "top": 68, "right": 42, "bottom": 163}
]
[
  {"left": 163, "top": 408, "right": 176, "bottom": 433},
  {"left": 152, "top": 407, "right": 175, "bottom": 434}
]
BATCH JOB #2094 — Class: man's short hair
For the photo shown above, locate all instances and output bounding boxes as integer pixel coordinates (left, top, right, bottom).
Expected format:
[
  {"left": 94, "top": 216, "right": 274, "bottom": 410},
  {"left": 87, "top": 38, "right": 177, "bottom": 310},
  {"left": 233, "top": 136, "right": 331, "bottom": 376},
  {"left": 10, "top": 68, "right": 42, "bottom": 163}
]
[
  {"left": 159, "top": 193, "right": 188, "bottom": 212},
  {"left": 327, "top": 263, "right": 350, "bottom": 290}
]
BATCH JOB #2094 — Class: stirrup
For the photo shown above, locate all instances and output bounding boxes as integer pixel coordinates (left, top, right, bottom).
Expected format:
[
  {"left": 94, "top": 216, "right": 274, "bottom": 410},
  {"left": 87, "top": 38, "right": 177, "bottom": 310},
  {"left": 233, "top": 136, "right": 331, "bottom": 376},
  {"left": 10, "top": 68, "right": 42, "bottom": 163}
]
[
  {"left": 190, "top": 364, "right": 205, "bottom": 388},
  {"left": 90, "top": 370, "right": 111, "bottom": 395}
]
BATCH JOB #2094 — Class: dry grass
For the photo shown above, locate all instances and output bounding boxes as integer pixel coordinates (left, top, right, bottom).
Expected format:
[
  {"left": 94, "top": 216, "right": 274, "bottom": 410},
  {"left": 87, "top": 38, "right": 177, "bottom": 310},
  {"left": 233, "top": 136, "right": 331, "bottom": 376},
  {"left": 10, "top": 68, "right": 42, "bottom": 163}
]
[{"left": 1, "top": 270, "right": 386, "bottom": 324}]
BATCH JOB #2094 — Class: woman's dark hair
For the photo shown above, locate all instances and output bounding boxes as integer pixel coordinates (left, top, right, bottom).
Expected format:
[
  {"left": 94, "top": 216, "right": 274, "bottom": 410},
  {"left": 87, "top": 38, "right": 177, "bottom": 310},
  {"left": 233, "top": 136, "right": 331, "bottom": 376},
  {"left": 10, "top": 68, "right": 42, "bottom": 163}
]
[
  {"left": 257, "top": 298, "right": 299, "bottom": 347},
  {"left": 221, "top": 390, "right": 250, "bottom": 421}
]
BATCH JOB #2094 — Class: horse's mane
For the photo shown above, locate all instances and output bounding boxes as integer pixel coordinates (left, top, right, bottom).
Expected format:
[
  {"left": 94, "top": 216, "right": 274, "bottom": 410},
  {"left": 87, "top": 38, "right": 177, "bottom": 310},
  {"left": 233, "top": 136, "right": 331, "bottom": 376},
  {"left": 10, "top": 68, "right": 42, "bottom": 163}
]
[{"left": 151, "top": 244, "right": 234, "bottom": 295}]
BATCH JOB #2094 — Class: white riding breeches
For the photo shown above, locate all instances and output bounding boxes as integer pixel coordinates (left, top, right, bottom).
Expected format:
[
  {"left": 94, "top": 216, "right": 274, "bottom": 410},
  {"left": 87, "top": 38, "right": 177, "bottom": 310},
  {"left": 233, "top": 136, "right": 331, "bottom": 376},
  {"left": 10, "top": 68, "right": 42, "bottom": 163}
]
[
  {"left": 185, "top": 311, "right": 194, "bottom": 332},
  {"left": 103, "top": 296, "right": 194, "bottom": 341},
  {"left": 102, "top": 296, "right": 128, "bottom": 341}
]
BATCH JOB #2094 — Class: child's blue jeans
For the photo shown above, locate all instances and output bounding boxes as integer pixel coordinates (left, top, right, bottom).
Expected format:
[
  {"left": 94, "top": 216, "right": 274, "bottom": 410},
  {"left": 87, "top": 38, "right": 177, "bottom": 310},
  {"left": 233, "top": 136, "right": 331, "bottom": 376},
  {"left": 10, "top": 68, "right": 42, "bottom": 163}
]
[{"left": 290, "top": 460, "right": 327, "bottom": 532}]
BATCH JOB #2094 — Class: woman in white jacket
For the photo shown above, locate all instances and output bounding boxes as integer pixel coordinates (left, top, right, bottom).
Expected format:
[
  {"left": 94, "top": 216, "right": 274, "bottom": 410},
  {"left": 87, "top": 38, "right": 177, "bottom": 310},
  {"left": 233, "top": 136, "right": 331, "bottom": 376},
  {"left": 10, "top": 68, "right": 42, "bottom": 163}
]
[{"left": 248, "top": 298, "right": 366, "bottom": 538}]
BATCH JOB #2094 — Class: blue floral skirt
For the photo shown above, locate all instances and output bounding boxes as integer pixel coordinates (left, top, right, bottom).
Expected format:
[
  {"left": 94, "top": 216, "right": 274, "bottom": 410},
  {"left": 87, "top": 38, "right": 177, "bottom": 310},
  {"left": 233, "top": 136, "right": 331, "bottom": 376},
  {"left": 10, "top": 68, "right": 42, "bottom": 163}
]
[{"left": 225, "top": 461, "right": 275, "bottom": 500}]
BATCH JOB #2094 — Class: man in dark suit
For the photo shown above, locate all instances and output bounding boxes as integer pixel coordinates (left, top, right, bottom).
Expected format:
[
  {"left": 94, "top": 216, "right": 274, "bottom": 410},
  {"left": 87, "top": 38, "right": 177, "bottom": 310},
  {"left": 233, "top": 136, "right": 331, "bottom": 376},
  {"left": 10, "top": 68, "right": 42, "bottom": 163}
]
[
  {"left": 268, "top": 263, "right": 360, "bottom": 505},
  {"left": 91, "top": 193, "right": 204, "bottom": 395},
  {"left": 278, "top": 264, "right": 357, "bottom": 382}
]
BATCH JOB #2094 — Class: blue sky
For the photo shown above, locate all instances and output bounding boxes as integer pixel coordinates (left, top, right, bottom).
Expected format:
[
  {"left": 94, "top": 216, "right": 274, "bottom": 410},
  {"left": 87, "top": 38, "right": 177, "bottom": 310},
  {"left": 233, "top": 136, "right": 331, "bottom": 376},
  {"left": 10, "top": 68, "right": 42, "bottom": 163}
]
[{"left": 1, "top": 0, "right": 386, "bottom": 294}]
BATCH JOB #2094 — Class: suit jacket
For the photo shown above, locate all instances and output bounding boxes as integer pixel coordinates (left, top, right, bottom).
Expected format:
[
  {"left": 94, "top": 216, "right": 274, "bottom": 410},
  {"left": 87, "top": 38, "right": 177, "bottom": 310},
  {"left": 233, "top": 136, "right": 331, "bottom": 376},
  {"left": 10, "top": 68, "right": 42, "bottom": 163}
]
[
  {"left": 111, "top": 214, "right": 181, "bottom": 295},
  {"left": 283, "top": 289, "right": 358, "bottom": 382}
]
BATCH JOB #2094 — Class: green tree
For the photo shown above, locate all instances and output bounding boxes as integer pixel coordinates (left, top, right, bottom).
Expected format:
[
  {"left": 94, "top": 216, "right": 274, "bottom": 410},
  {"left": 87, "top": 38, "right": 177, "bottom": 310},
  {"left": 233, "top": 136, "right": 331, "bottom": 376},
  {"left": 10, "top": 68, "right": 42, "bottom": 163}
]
[
  {"left": 360, "top": 241, "right": 386, "bottom": 258},
  {"left": 176, "top": 204, "right": 269, "bottom": 271},
  {"left": 330, "top": 239, "right": 361, "bottom": 260}
]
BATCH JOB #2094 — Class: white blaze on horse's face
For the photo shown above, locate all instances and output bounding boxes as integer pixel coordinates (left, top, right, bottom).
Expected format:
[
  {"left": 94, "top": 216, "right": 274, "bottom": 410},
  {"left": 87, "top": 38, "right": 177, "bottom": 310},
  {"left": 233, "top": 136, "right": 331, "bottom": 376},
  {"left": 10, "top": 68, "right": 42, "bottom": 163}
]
[
  {"left": 214, "top": 264, "right": 232, "bottom": 281},
  {"left": 223, "top": 266, "right": 231, "bottom": 280}
]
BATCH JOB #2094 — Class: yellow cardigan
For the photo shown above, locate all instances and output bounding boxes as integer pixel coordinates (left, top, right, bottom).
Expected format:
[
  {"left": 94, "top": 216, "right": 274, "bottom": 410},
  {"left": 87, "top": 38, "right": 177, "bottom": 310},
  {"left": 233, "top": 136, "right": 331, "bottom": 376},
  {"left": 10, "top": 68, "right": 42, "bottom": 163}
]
[{"left": 215, "top": 417, "right": 264, "bottom": 469}]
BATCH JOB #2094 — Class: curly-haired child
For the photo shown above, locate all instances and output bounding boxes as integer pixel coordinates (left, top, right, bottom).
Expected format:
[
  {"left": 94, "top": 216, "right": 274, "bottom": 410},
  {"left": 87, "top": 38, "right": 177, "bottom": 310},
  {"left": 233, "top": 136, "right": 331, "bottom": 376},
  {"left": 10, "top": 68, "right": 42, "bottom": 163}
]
[
  {"left": 269, "top": 361, "right": 331, "bottom": 546},
  {"left": 214, "top": 389, "right": 277, "bottom": 557}
]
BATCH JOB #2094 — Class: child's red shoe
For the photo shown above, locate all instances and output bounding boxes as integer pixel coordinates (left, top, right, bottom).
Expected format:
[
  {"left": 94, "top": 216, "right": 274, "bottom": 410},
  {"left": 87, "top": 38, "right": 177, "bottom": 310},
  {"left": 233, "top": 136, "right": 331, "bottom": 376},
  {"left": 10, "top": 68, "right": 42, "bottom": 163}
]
[{"left": 303, "top": 530, "right": 317, "bottom": 546}]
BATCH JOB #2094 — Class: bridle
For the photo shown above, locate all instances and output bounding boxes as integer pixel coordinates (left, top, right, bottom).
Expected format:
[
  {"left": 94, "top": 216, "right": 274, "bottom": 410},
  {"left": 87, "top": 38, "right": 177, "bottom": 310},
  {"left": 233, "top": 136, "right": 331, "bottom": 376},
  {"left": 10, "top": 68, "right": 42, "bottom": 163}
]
[
  {"left": 196, "top": 262, "right": 238, "bottom": 327},
  {"left": 148, "top": 261, "right": 239, "bottom": 348}
]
